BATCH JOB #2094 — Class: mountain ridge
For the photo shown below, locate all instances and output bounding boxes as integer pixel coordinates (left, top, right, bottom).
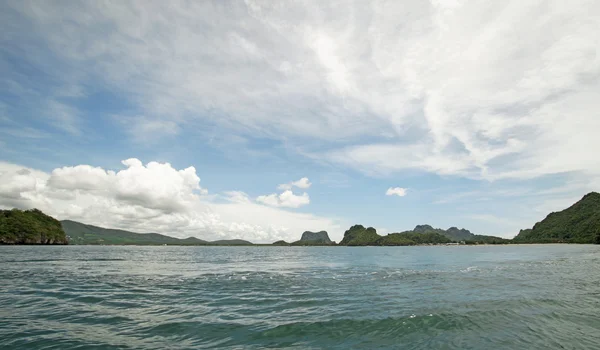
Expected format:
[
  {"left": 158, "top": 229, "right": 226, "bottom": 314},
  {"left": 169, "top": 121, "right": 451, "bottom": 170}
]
[
  {"left": 412, "top": 224, "right": 507, "bottom": 243},
  {"left": 62, "top": 220, "right": 252, "bottom": 245}
]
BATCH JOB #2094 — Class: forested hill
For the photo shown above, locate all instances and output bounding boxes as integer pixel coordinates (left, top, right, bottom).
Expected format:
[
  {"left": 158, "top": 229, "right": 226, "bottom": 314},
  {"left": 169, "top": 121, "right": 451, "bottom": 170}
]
[
  {"left": 337, "top": 225, "right": 453, "bottom": 246},
  {"left": 412, "top": 224, "right": 507, "bottom": 243},
  {"left": 61, "top": 220, "right": 253, "bottom": 245},
  {"left": 0, "top": 209, "right": 68, "bottom": 244},
  {"left": 514, "top": 192, "right": 600, "bottom": 244}
]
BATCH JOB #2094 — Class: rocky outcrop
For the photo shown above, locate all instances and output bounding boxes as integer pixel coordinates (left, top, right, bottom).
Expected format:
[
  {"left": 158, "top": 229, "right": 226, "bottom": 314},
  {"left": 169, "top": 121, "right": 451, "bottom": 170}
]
[
  {"left": 300, "top": 231, "right": 332, "bottom": 244},
  {"left": 413, "top": 224, "right": 437, "bottom": 233},
  {"left": 339, "top": 225, "right": 381, "bottom": 246},
  {"left": 445, "top": 227, "right": 474, "bottom": 241},
  {"left": 413, "top": 224, "right": 478, "bottom": 241}
]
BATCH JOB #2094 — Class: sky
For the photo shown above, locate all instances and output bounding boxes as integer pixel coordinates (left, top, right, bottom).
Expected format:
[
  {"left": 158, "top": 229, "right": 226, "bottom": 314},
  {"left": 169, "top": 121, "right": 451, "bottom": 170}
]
[{"left": 1, "top": 0, "right": 599, "bottom": 243}]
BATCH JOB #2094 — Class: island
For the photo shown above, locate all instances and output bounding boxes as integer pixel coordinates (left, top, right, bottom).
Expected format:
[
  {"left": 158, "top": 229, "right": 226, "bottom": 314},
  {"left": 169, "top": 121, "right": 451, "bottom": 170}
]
[
  {"left": 291, "top": 231, "right": 335, "bottom": 245},
  {"left": 336, "top": 224, "right": 507, "bottom": 246},
  {"left": 0, "top": 208, "right": 68, "bottom": 244}
]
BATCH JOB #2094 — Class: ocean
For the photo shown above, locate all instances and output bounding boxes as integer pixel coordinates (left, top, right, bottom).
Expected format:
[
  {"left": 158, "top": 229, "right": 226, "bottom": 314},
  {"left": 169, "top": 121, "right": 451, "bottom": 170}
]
[{"left": 1, "top": 245, "right": 599, "bottom": 349}]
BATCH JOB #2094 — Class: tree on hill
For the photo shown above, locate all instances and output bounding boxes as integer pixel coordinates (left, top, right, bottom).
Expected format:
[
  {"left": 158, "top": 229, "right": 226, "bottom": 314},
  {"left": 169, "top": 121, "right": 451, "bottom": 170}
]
[
  {"left": 377, "top": 231, "right": 451, "bottom": 246},
  {"left": 514, "top": 192, "right": 600, "bottom": 243},
  {"left": 0, "top": 208, "right": 68, "bottom": 244},
  {"left": 339, "top": 225, "right": 456, "bottom": 246},
  {"left": 339, "top": 225, "right": 381, "bottom": 246}
]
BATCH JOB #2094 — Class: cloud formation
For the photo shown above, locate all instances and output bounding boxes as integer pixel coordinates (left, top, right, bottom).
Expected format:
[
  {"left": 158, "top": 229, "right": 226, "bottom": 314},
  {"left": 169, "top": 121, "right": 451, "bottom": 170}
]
[
  {"left": 1, "top": 1, "right": 600, "bottom": 239},
  {"left": 256, "top": 190, "right": 310, "bottom": 208},
  {"left": 386, "top": 187, "right": 407, "bottom": 197},
  {"left": 0, "top": 160, "right": 340, "bottom": 242},
  {"left": 258, "top": 177, "right": 312, "bottom": 208},
  {"left": 3, "top": 0, "right": 600, "bottom": 186},
  {"left": 277, "top": 177, "right": 312, "bottom": 191}
]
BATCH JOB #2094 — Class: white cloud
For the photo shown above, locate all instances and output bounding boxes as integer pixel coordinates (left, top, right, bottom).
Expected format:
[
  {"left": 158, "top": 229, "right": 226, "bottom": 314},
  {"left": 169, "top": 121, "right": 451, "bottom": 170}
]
[
  {"left": 277, "top": 177, "right": 312, "bottom": 190},
  {"left": 0, "top": 160, "right": 340, "bottom": 242},
  {"left": 257, "top": 190, "right": 310, "bottom": 208},
  {"left": 386, "top": 187, "right": 407, "bottom": 197},
  {"left": 255, "top": 193, "right": 280, "bottom": 207},
  {"left": 3, "top": 1, "right": 600, "bottom": 202},
  {"left": 0, "top": 167, "right": 41, "bottom": 200},
  {"left": 46, "top": 158, "right": 205, "bottom": 213},
  {"left": 223, "top": 191, "right": 251, "bottom": 203},
  {"left": 259, "top": 177, "right": 312, "bottom": 207}
]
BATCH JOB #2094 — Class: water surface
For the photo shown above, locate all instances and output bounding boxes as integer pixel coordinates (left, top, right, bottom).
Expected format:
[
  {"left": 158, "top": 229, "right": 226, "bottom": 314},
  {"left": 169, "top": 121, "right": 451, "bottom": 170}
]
[{"left": 1, "top": 245, "right": 599, "bottom": 349}]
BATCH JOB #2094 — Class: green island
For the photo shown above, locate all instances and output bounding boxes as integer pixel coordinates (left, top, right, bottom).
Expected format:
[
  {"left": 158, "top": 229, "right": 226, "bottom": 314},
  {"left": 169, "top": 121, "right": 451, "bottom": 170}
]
[
  {"left": 1, "top": 192, "right": 600, "bottom": 245},
  {"left": 0, "top": 209, "right": 68, "bottom": 244},
  {"left": 333, "top": 224, "right": 510, "bottom": 246}
]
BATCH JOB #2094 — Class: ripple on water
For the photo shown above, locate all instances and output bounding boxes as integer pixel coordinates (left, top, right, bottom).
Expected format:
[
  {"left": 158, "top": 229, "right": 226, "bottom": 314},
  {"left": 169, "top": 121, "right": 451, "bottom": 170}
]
[{"left": 1, "top": 245, "right": 599, "bottom": 349}]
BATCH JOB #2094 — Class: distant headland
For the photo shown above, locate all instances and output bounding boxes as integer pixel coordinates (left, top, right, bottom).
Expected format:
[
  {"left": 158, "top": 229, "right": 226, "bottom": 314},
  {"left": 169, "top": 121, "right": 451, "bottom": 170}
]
[{"left": 2, "top": 192, "right": 600, "bottom": 245}]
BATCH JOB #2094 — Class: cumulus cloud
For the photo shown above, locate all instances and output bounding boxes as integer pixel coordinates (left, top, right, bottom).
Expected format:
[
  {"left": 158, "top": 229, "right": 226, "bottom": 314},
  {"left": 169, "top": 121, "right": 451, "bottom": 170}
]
[
  {"left": 386, "top": 187, "right": 407, "bottom": 197},
  {"left": 257, "top": 190, "right": 310, "bottom": 208},
  {"left": 47, "top": 158, "right": 205, "bottom": 213},
  {"left": 258, "top": 177, "right": 312, "bottom": 208},
  {"left": 0, "top": 160, "right": 340, "bottom": 242},
  {"left": 277, "top": 177, "right": 312, "bottom": 190}
]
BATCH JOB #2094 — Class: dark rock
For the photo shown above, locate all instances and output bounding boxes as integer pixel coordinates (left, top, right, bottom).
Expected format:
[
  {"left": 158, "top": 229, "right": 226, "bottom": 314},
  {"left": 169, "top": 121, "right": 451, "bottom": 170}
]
[
  {"left": 300, "top": 231, "right": 332, "bottom": 244},
  {"left": 445, "top": 227, "right": 474, "bottom": 241},
  {"left": 413, "top": 224, "right": 435, "bottom": 233}
]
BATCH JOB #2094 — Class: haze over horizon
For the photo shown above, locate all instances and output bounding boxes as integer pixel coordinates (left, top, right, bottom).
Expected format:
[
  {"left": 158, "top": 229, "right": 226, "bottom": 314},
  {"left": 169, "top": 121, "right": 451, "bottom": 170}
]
[{"left": 1, "top": 1, "right": 599, "bottom": 242}]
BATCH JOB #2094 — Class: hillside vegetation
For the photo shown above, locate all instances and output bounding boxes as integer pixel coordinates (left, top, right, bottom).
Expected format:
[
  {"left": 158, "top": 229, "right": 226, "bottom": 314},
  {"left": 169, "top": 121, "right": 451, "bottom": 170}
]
[
  {"left": 378, "top": 231, "right": 452, "bottom": 245},
  {"left": 338, "top": 225, "right": 454, "bottom": 246},
  {"left": 412, "top": 224, "right": 508, "bottom": 244},
  {"left": 339, "top": 225, "right": 381, "bottom": 246},
  {"left": 514, "top": 192, "right": 600, "bottom": 243},
  {"left": 0, "top": 209, "right": 68, "bottom": 244}
]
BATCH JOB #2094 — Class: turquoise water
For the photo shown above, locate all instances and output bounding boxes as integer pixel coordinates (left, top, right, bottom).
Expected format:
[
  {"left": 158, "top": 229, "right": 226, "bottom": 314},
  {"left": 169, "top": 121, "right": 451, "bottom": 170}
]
[{"left": 1, "top": 245, "right": 600, "bottom": 349}]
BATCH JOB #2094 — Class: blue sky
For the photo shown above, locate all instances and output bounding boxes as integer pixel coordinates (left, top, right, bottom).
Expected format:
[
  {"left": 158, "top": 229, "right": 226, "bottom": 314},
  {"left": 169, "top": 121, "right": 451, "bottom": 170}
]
[{"left": 1, "top": 1, "right": 599, "bottom": 242}]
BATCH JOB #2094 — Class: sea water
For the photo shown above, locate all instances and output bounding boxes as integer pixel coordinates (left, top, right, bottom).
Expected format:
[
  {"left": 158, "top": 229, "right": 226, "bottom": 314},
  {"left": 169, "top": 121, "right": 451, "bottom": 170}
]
[{"left": 1, "top": 245, "right": 599, "bottom": 349}]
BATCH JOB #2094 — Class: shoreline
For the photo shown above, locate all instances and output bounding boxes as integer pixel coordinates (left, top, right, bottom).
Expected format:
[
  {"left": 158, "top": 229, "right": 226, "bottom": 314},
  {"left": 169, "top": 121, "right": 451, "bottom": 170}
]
[{"left": 2, "top": 243, "right": 597, "bottom": 247}]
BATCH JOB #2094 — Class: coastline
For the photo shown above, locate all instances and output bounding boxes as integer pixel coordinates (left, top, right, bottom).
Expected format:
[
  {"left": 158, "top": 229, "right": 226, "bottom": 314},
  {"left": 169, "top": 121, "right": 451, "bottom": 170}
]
[{"left": 4, "top": 242, "right": 597, "bottom": 247}]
